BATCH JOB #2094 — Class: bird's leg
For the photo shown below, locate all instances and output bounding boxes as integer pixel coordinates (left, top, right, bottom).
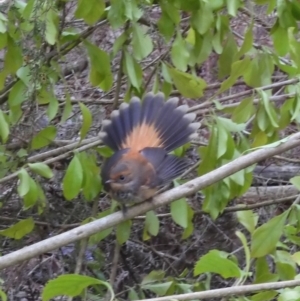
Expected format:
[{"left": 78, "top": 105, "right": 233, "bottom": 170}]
[
  {"left": 145, "top": 197, "right": 154, "bottom": 204},
  {"left": 121, "top": 204, "right": 128, "bottom": 215}
]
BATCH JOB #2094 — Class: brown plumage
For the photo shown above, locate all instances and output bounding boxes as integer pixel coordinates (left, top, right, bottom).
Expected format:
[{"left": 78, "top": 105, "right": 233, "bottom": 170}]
[{"left": 100, "top": 92, "right": 199, "bottom": 212}]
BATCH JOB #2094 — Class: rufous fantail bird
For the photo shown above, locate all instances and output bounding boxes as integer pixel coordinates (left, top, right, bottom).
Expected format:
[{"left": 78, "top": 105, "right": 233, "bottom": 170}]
[{"left": 100, "top": 92, "right": 199, "bottom": 212}]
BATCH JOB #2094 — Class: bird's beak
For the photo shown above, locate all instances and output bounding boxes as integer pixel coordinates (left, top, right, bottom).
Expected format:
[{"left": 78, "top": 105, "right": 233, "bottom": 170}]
[{"left": 105, "top": 179, "right": 114, "bottom": 184}]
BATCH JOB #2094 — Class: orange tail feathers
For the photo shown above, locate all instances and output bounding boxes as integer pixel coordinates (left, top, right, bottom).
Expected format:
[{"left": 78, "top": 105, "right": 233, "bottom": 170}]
[{"left": 100, "top": 92, "right": 199, "bottom": 152}]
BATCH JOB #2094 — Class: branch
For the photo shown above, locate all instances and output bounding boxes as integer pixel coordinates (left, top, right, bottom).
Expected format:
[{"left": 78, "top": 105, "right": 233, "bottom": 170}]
[
  {"left": 138, "top": 279, "right": 300, "bottom": 301},
  {"left": 195, "top": 93, "right": 295, "bottom": 115},
  {"left": 188, "top": 78, "right": 300, "bottom": 113},
  {"left": 0, "top": 20, "right": 107, "bottom": 105},
  {"left": 0, "top": 133, "right": 300, "bottom": 270},
  {"left": 0, "top": 137, "right": 101, "bottom": 185},
  {"left": 113, "top": 49, "right": 125, "bottom": 109}
]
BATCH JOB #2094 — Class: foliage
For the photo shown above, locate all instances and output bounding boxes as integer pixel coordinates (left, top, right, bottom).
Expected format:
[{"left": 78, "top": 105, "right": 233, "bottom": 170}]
[{"left": 1, "top": 0, "right": 300, "bottom": 299}]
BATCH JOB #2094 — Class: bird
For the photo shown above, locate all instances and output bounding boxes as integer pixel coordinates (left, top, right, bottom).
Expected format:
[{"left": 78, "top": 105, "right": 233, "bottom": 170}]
[{"left": 100, "top": 92, "right": 199, "bottom": 213}]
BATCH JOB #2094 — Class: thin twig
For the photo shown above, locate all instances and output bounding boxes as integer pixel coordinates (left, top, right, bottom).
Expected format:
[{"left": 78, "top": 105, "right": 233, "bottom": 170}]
[
  {"left": 188, "top": 78, "right": 299, "bottom": 113},
  {"left": 0, "top": 216, "right": 80, "bottom": 229},
  {"left": 66, "top": 199, "right": 99, "bottom": 301},
  {"left": 109, "top": 242, "right": 121, "bottom": 287},
  {"left": 0, "top": 138, "right": 101, "bottom": 185},
  {"left": 113, "top": 50, "right": 125, "bottom": 110}
]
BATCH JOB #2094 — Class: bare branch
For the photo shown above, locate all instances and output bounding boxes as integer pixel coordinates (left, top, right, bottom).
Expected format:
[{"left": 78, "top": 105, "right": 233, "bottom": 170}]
[
  {"left": 138, "top": 279, "right": 300, "bottom": 301},
  {"left": 0, "top": 133, "right": 300, "bottom": 270}
]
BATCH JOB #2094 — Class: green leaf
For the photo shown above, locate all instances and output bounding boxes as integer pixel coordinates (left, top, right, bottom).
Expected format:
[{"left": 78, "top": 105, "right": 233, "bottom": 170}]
[
  {"left": 162, "top": 2, "right": 180, "bottom": 24},
  {"left": 260, "top": 90, "right": 279, "bottom": 128},
  {"left": 124, "top": 0, "right": 143, "bottom": 21},
  {"left": 288, "top": 27, "right": 300, "bottom": 69},
  {"left": 230, "top": 168, "right": 246, "bottom": 187},
  {"left": 189, "top": 30, "right": 213, "bottom": 65},
  {"left": 85, "top": 41, "right": 113, "bottom": 91},
  {"left": 0, "top": 32, "right": 7, "bottom": 50},
  {"left": 158, "top": 11, "right": 175, "bottom": 41},
  {"left": 31, "top": 126, "right": 57, "bottom": 150},
  {"left": 112, "top": 31, "right": 128, "bottom": 57},
  {"left": 63, "top": 154, "right": 83, "bottom": 200},
  {"left": 79, "top": 152, "right": 102, "bottom": 201},
  {"left": 37, "top": 87, "right": 51, "bottom": 105},
  {"left": 168, "top": 66, "right": 207, "bottom": 98},
  {"left": 275, "top": 250, "right": 296, "bottom": 280},
  {"left": 0, "top": 109, "right": 9, "bottom": 143},
  {"left": 88, "top": 210, "right": 113, "bottom": 245},
  {"left": 124, "top": 51, "right": 143, "bottom": 90},
  {"left": 236, "top": 231, "right": 251, "bottom": 276},
  {"left": 142, "top": 282, "right": 173, "bottom": 296},
  {"left": 75, "top": 0, "right": 105, "bottom": 25},
  {"left": 278, "top": 288, "right": 300, "bottom": 301},
  {"left": 291, "top": 94, "right": 300, "bottom": 122},
  {"left": 4, "top": 35, "right": 23, "bottom": 73},
  {"left": 194, "top": 250, "right": 241, "bottom": 278},
  {"left": 17, "top": 168, "right": 31, "bottom": 197},
  {"left": 132, "top": 24, "right": 153, "bottom": 60},
  {"left": 0, "top": 12, "right": 7, "bottom": 33},
  {"left": 251, "top": 209, "right": 290, "bottom": 258},
  {"left": 243, "top": 58, "right": 262, "bottom": 87},
  {"left": 226, "top": 0, "right": 241, "bottom": 16},
  {"left": 171, "top": 32, "right": 189, "bottom": 71},
  {"left": 290, "top": 176, "right": 300, "bottom": 190},
  {"left": 8, "top": 80, "right": 27, "bottom": 107},
  {"left": 218, "top": 33, "right": 238, "bottom": 79},
  {"left": 0, "top": 289, "right": 7, "bottom": 301},
  {"left": 217, "top": 116, "right": 246, "bottom": 132},
  {"left": 198, "top": 125, "right": 218, "bottom": 175},
  {"left": 254, "top": 256, "right": 279, "bottom": 283},
  {"left": 97, "top": 146, "right": 114, "bottom": 158},
  {"left": 237, "top": 24, "right": 253, "bottom": 57},
  {"left": 291, "top": 251, "right": 300, "bottom": 265},
  {"left": 216, "top": 120, "right": 228, "bottom": 159},
  {"left": 61, "top": 95, "right": 72, "bottom": 123},
  {"left": 251, "top": 291, "right": 278, "bottom": 301},
  {"left": 128, "top": 288, "right": 140, "bottom": 300},
  {"left": 46, "top": 96, "right": 59, "bottom": 121},
  {"left": 79, "top": 103, "right": 92, "bottom": 140},
  {"left": 255, "top": 105, "right": 269, "bottom": 132},
  {"left": 142, "top": 270, "right": 166, "bottom": 285},
  {"left": 171, "top": 198, "right": 188, "bottom": 228},
  {"left": 0, "top": 218, "right": 34, "bottom": 239},
  {"left": 182, "top": 205, "right": 195, "bottom": 239},
  {"left": 116, "top": 220, "right": 132, "bottom": 245},
  {"left": 271, "top": 22, "right": 289, "bottom": 56},
  {"left": 237, "top": 210, "right": 258, "bottom": 234},
  {"left": 180, "top": 0, "right": 200, "bottom": 11},
  {"left": 161, "top": 62, "right": 172, "bottom": 83},
  {"left": 218, "top": 56, "right": 251, "bottom": 93},
  {"left": 42, "top": 274, "right": 113, "bottom": 301},
  {"left": 17, "top": 65, "right": 31, "bottom": 86},
  {"left": 28, "top": 163, "right": 53, "bottom": 179},
  {"left": 23, "top": 177, "right": 39, "bottom": 208},
  {"left": 143, "top": 210, "right": 159, "bottom": 240},
  {"left": 45, "top": 8, "right": 58, "bottom": 45},
  {"left": 191, "top": 3, "right": 214, "bottom": 35},
  {"left": 232, "top": 97, "right": 254, "bottom": 123},
  {"left": 107, "top": 0, "right": 126, "bottom": 28}
]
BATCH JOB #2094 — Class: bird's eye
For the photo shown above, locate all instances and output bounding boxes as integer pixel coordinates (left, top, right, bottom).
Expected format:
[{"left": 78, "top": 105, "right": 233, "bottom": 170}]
[
  {"left": 119, "top": 175, "right": 125, "bottom": 181},
  {"left": 119, "top": 192, "right": 126, "bottom": 198}
]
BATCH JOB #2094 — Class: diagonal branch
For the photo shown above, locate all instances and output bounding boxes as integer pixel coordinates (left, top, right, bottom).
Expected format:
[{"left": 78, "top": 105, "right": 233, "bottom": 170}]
[
  {"left": 138, "top": 279, "right": 300, "bottom": 301},
  {"left": 0, "top": 133, "right": 300, "bottom": 270}
]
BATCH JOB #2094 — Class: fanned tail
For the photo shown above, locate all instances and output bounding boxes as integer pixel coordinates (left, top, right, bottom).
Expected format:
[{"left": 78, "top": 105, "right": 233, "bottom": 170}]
[{"left": 100, "top": 92, "right": 199, "bottom": 152}]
